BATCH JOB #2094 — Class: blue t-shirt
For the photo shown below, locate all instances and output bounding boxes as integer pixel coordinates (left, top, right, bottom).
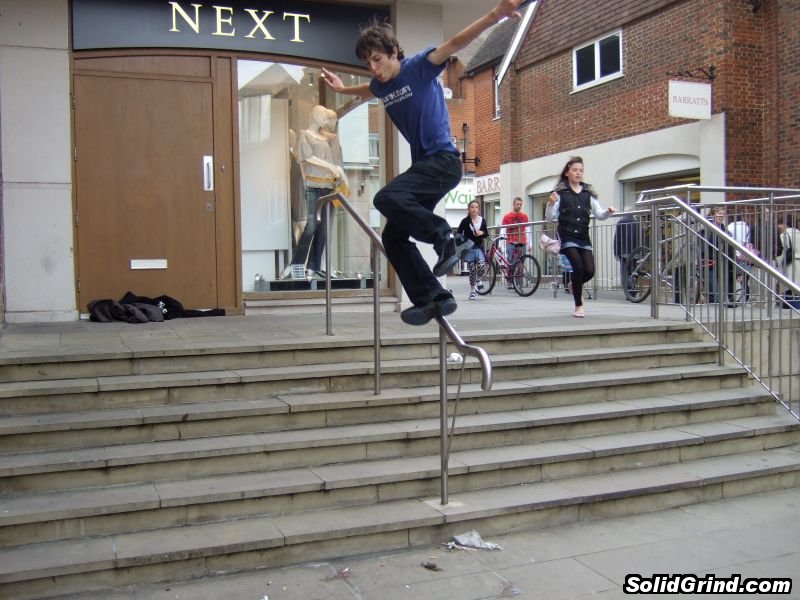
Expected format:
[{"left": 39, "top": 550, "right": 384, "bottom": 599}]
[{"left": 369, "top": 47, "right": 458, "bottom": 163}]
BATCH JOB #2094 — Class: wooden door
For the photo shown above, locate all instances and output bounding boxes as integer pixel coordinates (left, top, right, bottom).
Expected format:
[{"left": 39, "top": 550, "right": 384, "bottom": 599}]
[{"left": 74, "top": 69, "right": 223, "bottom": 311}]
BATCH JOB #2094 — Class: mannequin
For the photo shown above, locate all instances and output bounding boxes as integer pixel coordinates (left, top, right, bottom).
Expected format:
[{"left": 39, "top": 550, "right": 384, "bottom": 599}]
[
  {"left": 288, "top": 128, "right": 306, "bottom": 249},
  {"left": 320, "top": 108, "right": 343, "bottom": 166},
  {"left": 285, "top": 105, "right": 345, "bottom": 277},
  {"left": 308, "top": 108, "right": 346, "bottom": 273}
]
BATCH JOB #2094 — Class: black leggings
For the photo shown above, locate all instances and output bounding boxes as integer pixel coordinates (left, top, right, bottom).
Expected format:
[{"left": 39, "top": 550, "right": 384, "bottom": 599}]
[{"left": 562, "top": 246, "right": 595, "bottom": 307}]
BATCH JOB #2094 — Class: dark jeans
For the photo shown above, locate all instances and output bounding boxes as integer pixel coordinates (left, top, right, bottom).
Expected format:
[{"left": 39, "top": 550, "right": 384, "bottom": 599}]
[
  {"left": 373, "top": 151, "right": 462, "bottom": 306},
  {"left": 290, "top": 187, "right": 331, "bottom": 272}
]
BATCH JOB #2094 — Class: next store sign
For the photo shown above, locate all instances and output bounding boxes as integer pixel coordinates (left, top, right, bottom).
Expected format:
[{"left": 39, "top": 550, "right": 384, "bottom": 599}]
[{"left": 72, "top": 0, "right": 388, "bottom": 68}]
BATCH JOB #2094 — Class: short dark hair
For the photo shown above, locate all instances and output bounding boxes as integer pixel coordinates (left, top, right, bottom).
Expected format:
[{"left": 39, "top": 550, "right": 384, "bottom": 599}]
[{"left": 355, "top": 17, "right": 405, "bottom": 62}]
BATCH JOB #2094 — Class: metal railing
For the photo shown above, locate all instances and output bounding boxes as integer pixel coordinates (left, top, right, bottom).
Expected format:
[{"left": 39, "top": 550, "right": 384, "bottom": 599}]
[
  {"left": 315, "top": 192, "right": 493, "bottom": 504},
  {"left": 469, "top": 187, "right": 800, "bottom": 420},
  {"left": 633, "top": 185, "right": 800, "bottom": 421},
  {"left": 480, "top": 216, "right": 650, "bottom": 300}
]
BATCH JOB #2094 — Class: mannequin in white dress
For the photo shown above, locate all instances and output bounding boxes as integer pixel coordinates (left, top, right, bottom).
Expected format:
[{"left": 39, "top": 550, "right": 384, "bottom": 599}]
[{"left": 287, "top": 105, "right": 345, "bottom": 276}]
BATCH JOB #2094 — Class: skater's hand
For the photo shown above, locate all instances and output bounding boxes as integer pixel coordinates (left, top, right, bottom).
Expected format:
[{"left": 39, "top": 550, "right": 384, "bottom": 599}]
[
  {"left": 492, "top": 0, "right": 524, "bottom": 22},
  {"left": 321, "top": 68, "right": 344, "bottom": 92}
]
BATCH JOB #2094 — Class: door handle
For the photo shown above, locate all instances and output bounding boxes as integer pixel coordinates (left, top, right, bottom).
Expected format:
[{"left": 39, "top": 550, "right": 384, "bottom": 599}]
[{"left": 203, "top": 155, "right": 214, "bottom": 191}]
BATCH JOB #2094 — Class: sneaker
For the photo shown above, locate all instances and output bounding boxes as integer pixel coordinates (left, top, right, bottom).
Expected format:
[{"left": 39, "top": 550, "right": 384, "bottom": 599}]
[
  {"left": 476, "top": 281, "right": 484, "bottom": 292},
  {"left": 400, "top": 294, "right": 457, "bottom": 326},
  {"left": 469, "top": 291, "right": 477, "bottom": 300},
  {"left": 433, "top": 234, "right": 474, "bottom": 277}
]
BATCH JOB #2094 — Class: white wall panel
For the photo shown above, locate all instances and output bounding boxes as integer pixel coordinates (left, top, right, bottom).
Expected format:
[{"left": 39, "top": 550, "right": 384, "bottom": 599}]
[{"left": 1, "top": 0, "right": 76, "bottom": 322}]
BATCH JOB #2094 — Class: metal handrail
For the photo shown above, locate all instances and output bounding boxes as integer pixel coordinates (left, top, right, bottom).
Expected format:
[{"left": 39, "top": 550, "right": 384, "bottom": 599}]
[
  {"left": 634, "top": 185, "right": 800, "bottom": 420},
  {"left": 314, "top": 192, "right": 493, "bottom": 391},
  {"left": 314, "top": 192, "right": 494, "bottom": 504},
  {"left": 635, "top": 193, "right": 800, "bottom": 309}
]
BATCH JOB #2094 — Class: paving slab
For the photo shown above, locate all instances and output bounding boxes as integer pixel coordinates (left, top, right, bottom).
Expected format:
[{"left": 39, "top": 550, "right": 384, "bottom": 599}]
[{"left": 497, "top": 556, "right": 618, "bottom": 600}]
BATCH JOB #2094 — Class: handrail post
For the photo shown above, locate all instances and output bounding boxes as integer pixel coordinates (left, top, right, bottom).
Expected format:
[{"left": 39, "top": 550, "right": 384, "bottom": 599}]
[
  {"left": 649, "top": 203, "right": 660, "bottom": 319},
  {"left": 324, "top": 201, "right": 332, "bottom": 336},
  {"left": 313, "top": 191, "right": 494, "bottom": 501},
  {"left": 717, "top": 247, "right": 727, "bottom": 365},
  {"left": 372, "top": 245, "right": 381, "bottom": 394},
  {"left": 439, "top": 328, "right": 448, "bottom": 505}
]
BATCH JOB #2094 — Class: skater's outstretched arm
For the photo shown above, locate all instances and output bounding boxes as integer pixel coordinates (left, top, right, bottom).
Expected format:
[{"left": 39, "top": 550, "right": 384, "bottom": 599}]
[
  {"left": 320, "top": 69, "right": 373, "bottom": 98},
  {"left": 427, "top": 0, "right": 524, "bottom": 66}
]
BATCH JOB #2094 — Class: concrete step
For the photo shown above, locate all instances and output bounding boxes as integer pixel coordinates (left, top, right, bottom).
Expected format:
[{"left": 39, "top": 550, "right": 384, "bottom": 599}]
[
  {"left": 0, "top": 339, "right": 718, "bottom": 417},
  {"left": 0, "top": 342, "right": 723, "bottom": 451},
  {"left": 2, "top": 445, "right": 799, "bottom": 600},
  {"left": 243, "top": 294, "right": 399, "bottom": 316},
  {"left": 0, "top": 321, "right": 701, "bottom": 383},
  {"left": 1, "top": 412, "right": 797, "bottom": 549},
  {"left": 0, "top": 382, "right": 766, "bottom": 494}
]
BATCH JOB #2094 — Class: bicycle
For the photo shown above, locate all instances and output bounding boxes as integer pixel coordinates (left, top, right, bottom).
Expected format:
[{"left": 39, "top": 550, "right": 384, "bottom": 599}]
[
  {"left": 622, "top": 236, "right": 703, "bottom": 304},
  {"left": 475, "top": 236, "right": 541, "bottom": 297}
]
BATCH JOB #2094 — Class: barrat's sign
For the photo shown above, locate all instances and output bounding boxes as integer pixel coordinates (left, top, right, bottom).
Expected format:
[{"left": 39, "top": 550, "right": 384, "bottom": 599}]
[{"left": 668, "top": 80, "right": 712, "bottom": 120}]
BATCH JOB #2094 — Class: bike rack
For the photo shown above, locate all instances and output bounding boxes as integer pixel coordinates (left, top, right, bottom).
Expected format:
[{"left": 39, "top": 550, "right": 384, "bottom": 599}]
[{"left": 314, "top": 192, "right": 493, "bottom": 504}]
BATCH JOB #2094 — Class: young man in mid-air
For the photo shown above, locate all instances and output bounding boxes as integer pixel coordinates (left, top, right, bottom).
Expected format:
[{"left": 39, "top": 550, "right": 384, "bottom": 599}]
[{"left": 322, "top": 0, "right": 523, "bottom": 325}]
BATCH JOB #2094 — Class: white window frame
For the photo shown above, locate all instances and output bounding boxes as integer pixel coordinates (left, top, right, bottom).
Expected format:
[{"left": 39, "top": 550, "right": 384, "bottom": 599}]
[
  {"left": 572, "top": 30, "right": 623, "bottom": 92},
  {"left": 493, "top": 66, "right": 501, "bottom": 119}
]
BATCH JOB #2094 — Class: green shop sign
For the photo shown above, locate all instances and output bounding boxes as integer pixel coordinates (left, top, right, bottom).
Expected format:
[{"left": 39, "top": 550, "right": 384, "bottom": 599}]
[{"left": 444, "top": 184, "right": 474, "bottom": 210}]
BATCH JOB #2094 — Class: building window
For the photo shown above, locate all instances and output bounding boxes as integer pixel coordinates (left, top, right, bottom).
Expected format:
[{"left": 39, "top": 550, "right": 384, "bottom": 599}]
[
  {"left": 573, "top": 31, "right": 622, "bottom": 90},
  {"left": 620, "top": 171, "right": 700, "bottom": 211},
  {"left": 493, "top": 66, "right": 501, "bottom": 119},
  {"left": 369, "top": 133, "right": 380, "bottom": 164}
]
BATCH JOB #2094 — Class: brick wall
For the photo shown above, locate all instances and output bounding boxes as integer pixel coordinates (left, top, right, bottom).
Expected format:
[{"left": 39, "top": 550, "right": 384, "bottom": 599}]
[
  {"left": 717, "top": 0, "right": 767, "bottom": 186},
  {"left": 471, "top": 68, "right": 503, "bottom": 176},
  {"left": 771, "top": 0, "right": 800, "bottom": 186},
  {"left": 503, "top": 0, "right": 799, "bottom": 187},
  {"left": 444, "top": 58, "right": 471, "bottom": 173},
  {"left": 445, "top": 57, "right": 505, "bottom": 178}
]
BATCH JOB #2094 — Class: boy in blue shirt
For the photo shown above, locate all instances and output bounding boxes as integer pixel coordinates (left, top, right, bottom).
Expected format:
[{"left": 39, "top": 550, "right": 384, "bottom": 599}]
[{"left": 322, "top": 0, "right": 523, "bottom": 325}]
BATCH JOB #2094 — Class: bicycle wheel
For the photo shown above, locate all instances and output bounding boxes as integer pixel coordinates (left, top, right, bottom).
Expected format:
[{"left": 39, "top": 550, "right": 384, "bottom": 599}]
[
  {"left": 475, "top": 259, "right": 496, "bottom": 295},
  {"left": 512, "top": 254, "right": 541, "bottom": 297},
  {"left": 623, "top": 246, "right": 652, "bottom": 303},
  {"left": 673, "top": 265, "right": 703, "bottom": 306}
]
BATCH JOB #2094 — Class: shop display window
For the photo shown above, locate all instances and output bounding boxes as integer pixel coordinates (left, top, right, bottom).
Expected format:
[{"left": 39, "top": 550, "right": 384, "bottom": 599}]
[{"left": 237, "top": 60, "right": 387, "bottom": 292}]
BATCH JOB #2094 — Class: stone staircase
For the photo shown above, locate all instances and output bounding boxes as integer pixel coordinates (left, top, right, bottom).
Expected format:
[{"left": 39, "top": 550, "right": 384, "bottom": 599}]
[{"left": 1, "top": 321, "right": 799, "bottom": 599}]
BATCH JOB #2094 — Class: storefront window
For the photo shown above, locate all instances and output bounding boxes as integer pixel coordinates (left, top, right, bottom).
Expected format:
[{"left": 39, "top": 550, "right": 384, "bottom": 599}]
[
  {"left": 237, "top": 60, "right": 386, "bottom": 293},
  {"left": 621, "top": 171, "right": 700, "bottom": 211}
]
